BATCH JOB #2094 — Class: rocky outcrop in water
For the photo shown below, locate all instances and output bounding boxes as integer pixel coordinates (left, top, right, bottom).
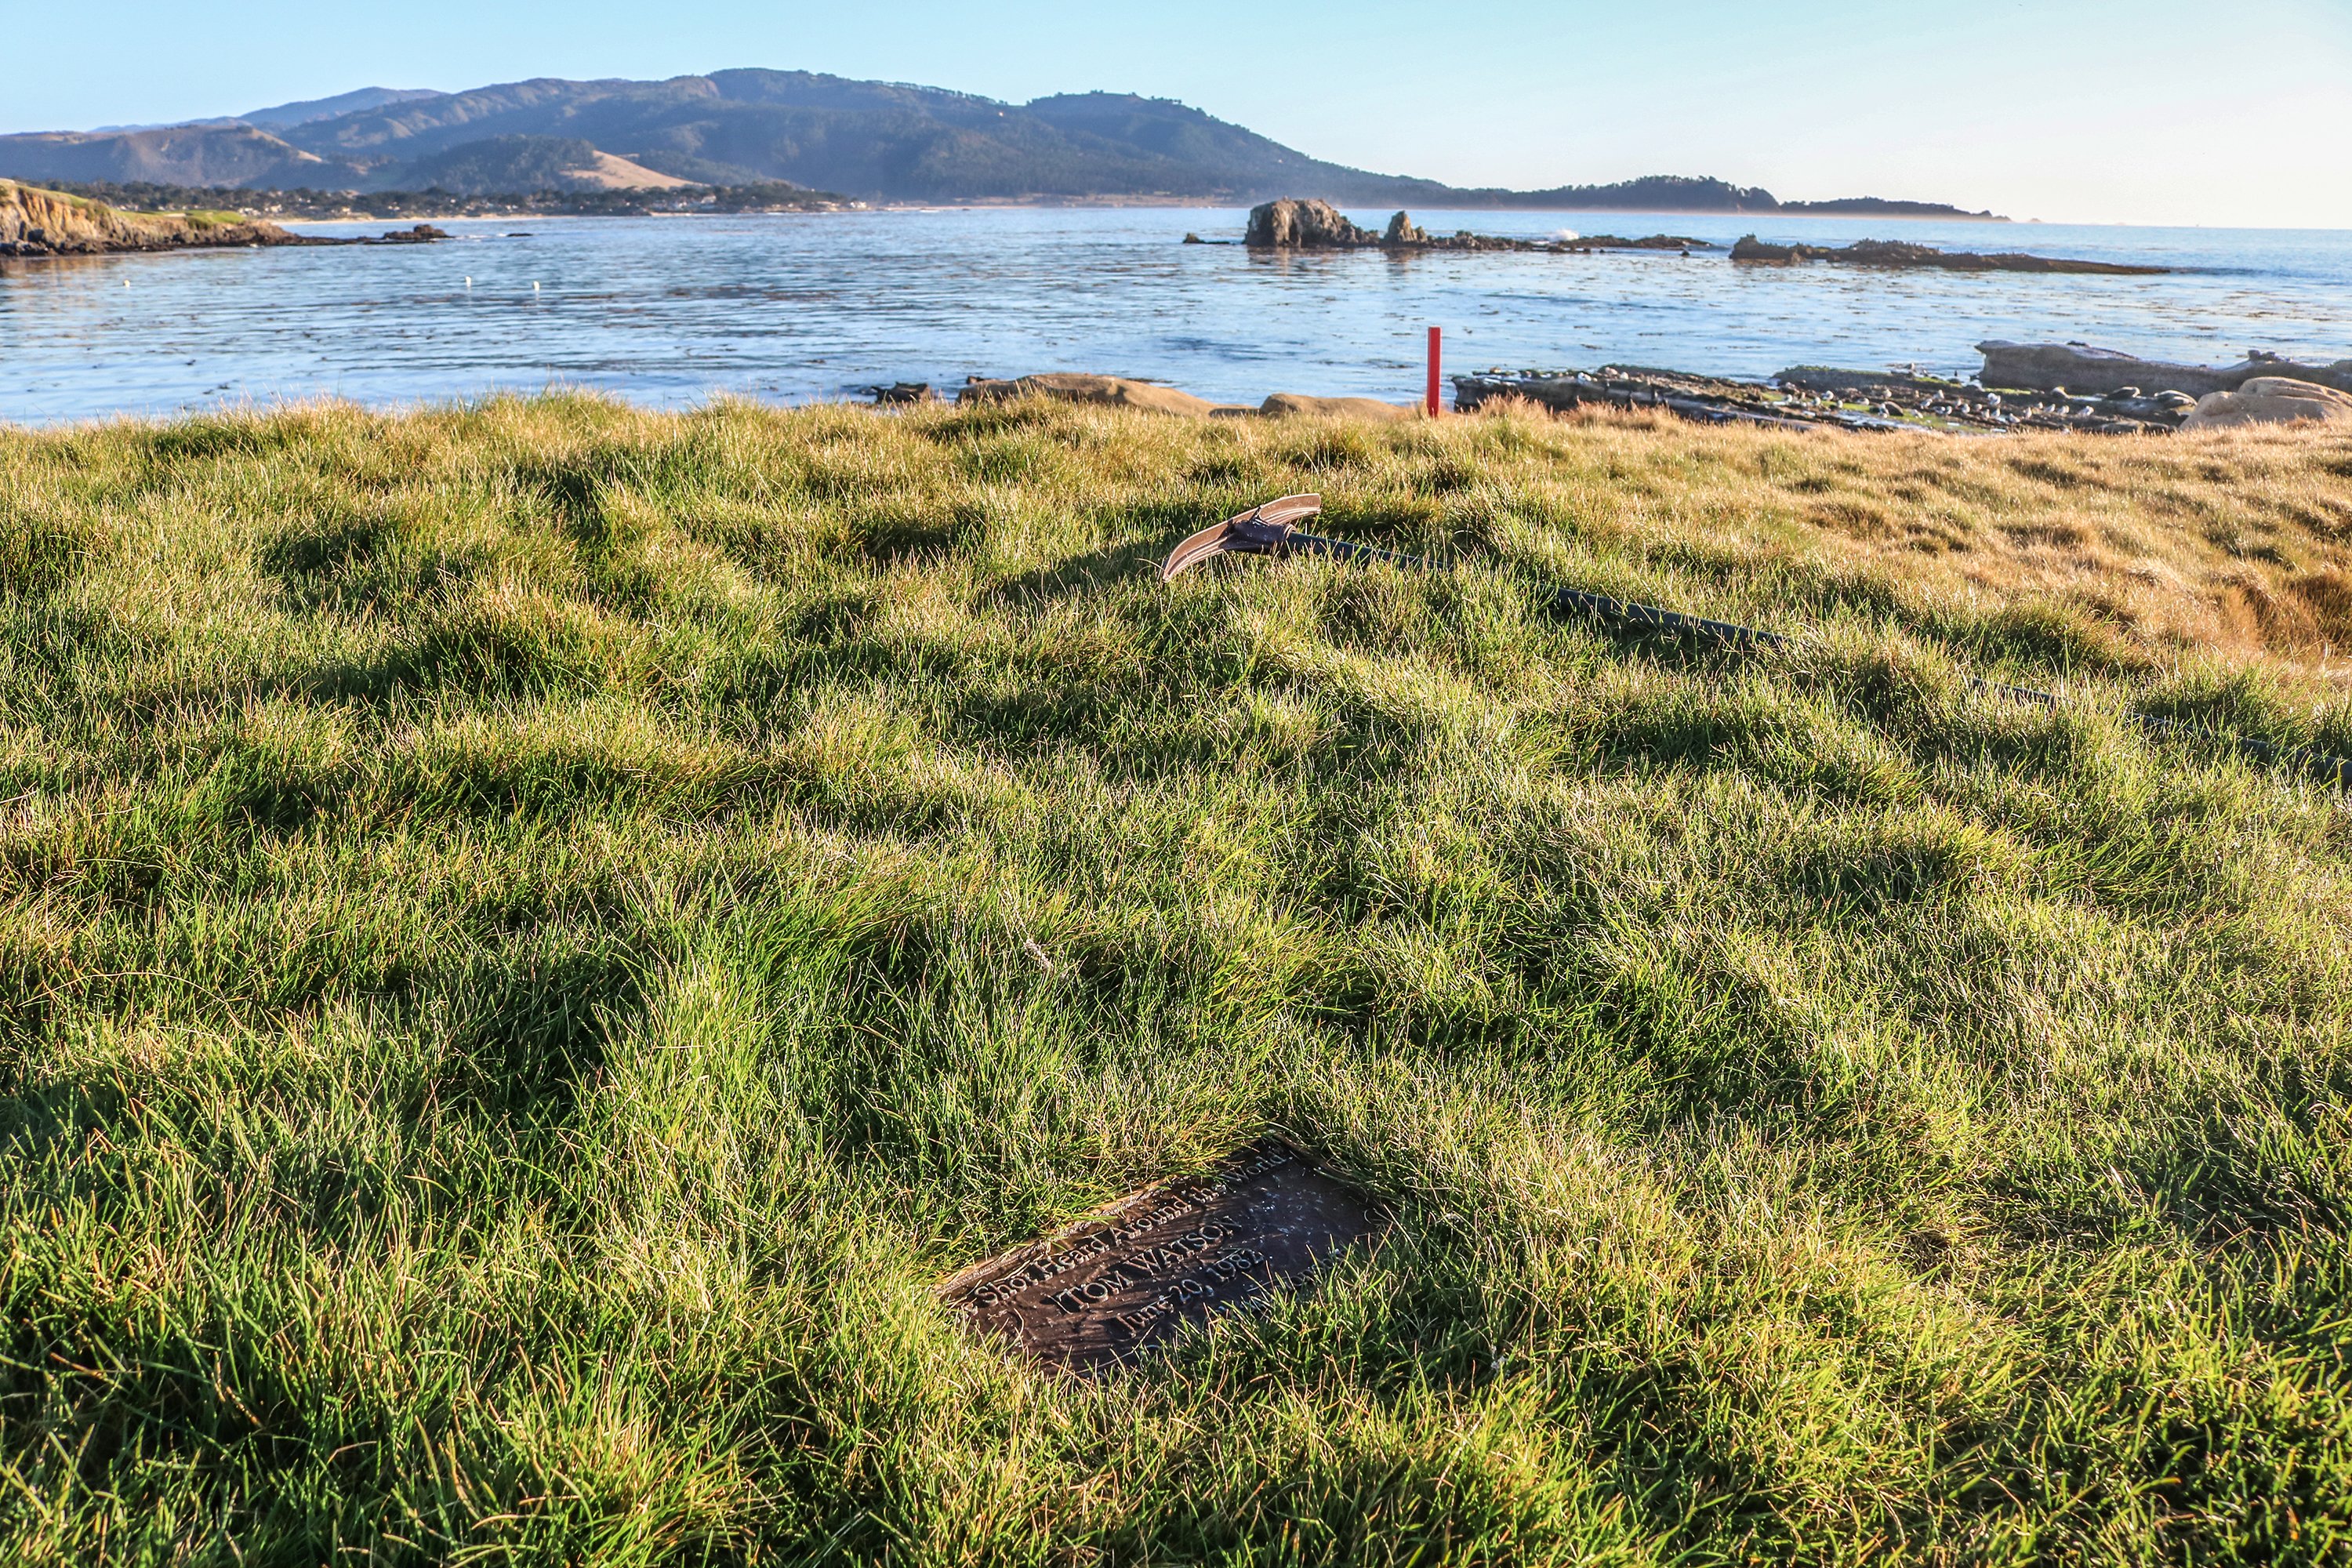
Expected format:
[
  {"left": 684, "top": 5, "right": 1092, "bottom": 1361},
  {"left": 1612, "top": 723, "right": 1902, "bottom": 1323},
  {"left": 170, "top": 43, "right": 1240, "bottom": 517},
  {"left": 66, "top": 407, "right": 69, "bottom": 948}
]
[
  {"left": 1731, "top": 235, "right": 2166, "bottom": 274},
  {"left": 1243, "top": 198, "right": 1711, "bottom": 254},
  {"left": 1978, "top": 341, "right": 2352, "bottom": 398},
  {"left": 1246, "top": 199, "right": 1380, "bottom": 248},
  {"left": 1382, "top": 211, "right": 1426, "bottom": 245}
]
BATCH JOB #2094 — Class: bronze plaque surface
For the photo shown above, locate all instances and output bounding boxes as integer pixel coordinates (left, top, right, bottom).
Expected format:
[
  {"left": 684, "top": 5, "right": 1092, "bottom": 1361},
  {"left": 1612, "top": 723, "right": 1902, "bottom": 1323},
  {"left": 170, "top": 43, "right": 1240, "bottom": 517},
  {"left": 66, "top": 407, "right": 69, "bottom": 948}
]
[{"left": 939, "top": 1139, "right": 1381, "bottom": 1371}]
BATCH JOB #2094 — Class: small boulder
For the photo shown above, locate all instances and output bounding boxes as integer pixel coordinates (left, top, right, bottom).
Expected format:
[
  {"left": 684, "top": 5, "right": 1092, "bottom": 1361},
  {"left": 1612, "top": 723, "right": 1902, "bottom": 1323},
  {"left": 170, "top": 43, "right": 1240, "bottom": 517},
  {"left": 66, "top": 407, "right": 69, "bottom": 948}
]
[
  {"left": 1259, "top": 393, "right": 1417, "bottom": 421},
  {"left": 1383, "top": 211, "right": 1427, "bottom": 245},
  {"left": 958, "top": 373, "right": 1216, "bottom": 416},
  {"left": 2181, "top": 376, "right": 2352, "bottom": 431}
]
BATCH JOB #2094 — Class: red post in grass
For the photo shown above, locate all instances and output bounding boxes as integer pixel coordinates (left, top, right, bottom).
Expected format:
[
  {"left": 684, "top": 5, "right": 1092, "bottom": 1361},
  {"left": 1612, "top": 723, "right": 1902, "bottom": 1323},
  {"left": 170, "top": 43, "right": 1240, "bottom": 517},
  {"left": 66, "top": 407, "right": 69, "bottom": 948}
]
[{"left": 1425, "top": 325, "right": 1443, "bottom": 416}]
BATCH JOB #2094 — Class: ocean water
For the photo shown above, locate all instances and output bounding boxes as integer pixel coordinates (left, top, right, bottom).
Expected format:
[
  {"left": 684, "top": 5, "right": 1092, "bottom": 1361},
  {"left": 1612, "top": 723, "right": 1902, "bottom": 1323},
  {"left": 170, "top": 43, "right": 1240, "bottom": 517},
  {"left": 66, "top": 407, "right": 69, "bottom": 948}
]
[{"left": 2, "top": 205, "right": 2347, "bottom": 425}]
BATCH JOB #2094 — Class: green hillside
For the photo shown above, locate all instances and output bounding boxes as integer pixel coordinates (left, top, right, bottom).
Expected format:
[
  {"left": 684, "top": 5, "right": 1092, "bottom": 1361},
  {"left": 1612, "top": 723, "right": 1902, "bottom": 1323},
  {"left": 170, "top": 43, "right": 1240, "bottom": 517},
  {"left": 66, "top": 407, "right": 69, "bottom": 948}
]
[
  {"left": 0, "top": 71, "right": 2000, "bottom": 211},
  {"left": 396, "top": 134, "right": 607, "bottom": 194}
]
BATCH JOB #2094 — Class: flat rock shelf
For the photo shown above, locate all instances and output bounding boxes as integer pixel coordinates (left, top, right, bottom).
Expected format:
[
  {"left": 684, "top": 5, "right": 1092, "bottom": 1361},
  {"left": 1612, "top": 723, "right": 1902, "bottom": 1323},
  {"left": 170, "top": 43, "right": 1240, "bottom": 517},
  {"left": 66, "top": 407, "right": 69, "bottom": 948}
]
[{"left": 939, "top": 1140, "right": 1383, "bottom": 1373}]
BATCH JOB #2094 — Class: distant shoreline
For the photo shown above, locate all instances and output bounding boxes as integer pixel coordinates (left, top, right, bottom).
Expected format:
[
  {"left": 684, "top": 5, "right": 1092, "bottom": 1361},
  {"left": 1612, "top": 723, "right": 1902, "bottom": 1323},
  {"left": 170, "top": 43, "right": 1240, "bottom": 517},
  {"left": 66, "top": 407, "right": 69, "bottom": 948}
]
[
  {"left": 265, "top": 200, "right": 2015, "bottom": 224},
  {"left": 16, "top": 176, "right": 2013, "bottom": 227},
  {"left": 878, "top": 197, "right": 2013, "bottom": 219}
]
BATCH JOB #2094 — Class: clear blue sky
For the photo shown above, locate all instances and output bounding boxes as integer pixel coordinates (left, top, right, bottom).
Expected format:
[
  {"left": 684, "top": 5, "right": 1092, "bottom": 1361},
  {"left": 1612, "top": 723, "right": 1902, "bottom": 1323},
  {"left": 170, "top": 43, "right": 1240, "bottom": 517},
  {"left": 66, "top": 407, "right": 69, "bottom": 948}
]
[{"left": 13, "top": 0, "right": 2352, "bottom": 227}]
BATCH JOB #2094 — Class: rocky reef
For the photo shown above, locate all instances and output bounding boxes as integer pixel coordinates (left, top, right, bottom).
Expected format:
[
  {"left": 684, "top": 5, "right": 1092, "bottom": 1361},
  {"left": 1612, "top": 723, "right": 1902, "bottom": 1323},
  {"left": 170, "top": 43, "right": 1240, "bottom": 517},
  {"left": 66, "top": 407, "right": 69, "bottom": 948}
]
[
  {"left": 1777, "top": 366, "right": 2188, "bottom": 431},
  {"left": 1453, "top": 367, "right": 1993, "bottom": 433},
  {"left": 1453, "top": 364, "right": 2193, "bottom": 435},
  {"left": 1242, "top": 198, "right": 1708, "bottom": 254},
  {"left": 1454, "top": 343, "right": 2352, "bottom": 437},
  {"left": 1730, "top": 235, "right": 2166, "bottom": 274}
]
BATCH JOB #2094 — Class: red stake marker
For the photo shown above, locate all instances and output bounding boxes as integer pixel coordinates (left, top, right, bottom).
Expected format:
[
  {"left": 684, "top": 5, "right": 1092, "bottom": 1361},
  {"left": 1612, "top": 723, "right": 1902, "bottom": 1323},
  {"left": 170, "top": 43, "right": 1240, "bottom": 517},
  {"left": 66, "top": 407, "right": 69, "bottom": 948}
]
[{"left": 1425, "top": 325, "right": 1443, "bottom": 416}]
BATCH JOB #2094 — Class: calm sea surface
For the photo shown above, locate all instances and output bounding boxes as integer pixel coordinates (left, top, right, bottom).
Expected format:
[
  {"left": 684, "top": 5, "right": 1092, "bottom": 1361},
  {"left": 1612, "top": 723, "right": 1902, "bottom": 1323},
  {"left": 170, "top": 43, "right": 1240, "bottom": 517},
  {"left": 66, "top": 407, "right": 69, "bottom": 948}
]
[{"left": 2, "top": 206, "right": 2347, "bottom": 424}]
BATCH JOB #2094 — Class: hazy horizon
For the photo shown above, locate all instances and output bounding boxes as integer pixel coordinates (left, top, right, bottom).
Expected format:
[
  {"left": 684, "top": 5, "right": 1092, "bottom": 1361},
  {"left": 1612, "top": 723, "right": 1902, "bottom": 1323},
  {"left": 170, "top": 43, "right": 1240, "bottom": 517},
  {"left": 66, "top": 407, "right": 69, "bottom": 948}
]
[{"left": 10, "top": 0, "right": 2351, "bottom": 229}]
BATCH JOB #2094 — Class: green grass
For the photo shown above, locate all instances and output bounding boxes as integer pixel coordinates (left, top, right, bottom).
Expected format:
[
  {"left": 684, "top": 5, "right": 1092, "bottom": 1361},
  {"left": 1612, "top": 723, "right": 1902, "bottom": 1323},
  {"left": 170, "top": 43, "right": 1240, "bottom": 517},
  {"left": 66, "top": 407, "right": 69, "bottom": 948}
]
[{"left": 2, "top": 393, "right": 2350, "bottom": 1564}]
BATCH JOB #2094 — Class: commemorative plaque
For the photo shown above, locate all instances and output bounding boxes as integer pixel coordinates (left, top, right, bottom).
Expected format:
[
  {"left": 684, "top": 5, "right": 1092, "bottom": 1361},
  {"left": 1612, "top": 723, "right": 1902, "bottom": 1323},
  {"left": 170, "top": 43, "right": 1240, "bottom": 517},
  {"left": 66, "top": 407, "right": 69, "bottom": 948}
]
[{"left": 939, "top": 1138, "right": 1382, "bottom": 1372}]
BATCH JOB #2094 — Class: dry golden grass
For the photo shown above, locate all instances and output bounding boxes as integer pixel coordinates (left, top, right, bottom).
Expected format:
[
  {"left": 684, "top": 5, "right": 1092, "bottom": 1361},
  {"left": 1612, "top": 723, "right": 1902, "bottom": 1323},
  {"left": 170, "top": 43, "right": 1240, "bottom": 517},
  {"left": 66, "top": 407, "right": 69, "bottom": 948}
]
[{"left": 1460, "top": 399, "right": 2352, "bottom": 686}]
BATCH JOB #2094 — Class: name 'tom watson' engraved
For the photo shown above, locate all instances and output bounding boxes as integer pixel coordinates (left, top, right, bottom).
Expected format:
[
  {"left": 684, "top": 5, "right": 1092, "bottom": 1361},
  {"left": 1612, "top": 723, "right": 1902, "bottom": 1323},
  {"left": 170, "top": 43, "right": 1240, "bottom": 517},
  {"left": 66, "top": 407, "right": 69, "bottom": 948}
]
[{"left": 936, "top": 1138, "right": 1382, "bottom": 1372}]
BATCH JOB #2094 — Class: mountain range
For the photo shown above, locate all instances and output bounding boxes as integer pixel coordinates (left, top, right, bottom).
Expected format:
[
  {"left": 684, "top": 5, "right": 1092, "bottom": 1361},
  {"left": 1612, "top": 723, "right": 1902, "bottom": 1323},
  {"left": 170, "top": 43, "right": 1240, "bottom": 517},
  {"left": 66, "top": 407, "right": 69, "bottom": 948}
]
[{"left": 0, "top": 70, "right": 2002, "bottom": 216}]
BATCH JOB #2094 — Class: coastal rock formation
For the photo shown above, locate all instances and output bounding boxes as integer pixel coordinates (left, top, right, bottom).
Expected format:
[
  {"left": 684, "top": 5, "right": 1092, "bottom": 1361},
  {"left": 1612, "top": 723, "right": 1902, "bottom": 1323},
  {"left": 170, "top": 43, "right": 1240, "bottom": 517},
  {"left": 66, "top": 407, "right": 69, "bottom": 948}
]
[
  {"left": 1978, "top": 341, "right": 2352, "bottom": 398},
  {"left": 1383, "top": 211, "right": 1427, "bottom": 245},
  {"left": 0, "top": 180, "right": 445, "bottom": 257},
  {"left": 1454, "top": 364, "right": 2184, "bottom": 435},
  {"left": 0, "top": 178, "right": 299, "bottom": 256},
  {"left": 1243, "top": 198, "right": 1715, "bottom": 255},
  {"left": 2181, "top": 377, "right": 2352, "bottom": 431},
  {"left": 1777, "top": 365, "right": 2183, "bottom": 431},
  {"left": 1245, "top": 199, "right": 1379, "bottom": 248},
  {"left": 957, "top": 373, "right": 1224, "bottom": 416},
  {"left": 1731, "top": 234, "right": 2166, "bottom": 275},
  {"left": 1457, "top": 368, "right": 1898, "bottom": 431}
]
